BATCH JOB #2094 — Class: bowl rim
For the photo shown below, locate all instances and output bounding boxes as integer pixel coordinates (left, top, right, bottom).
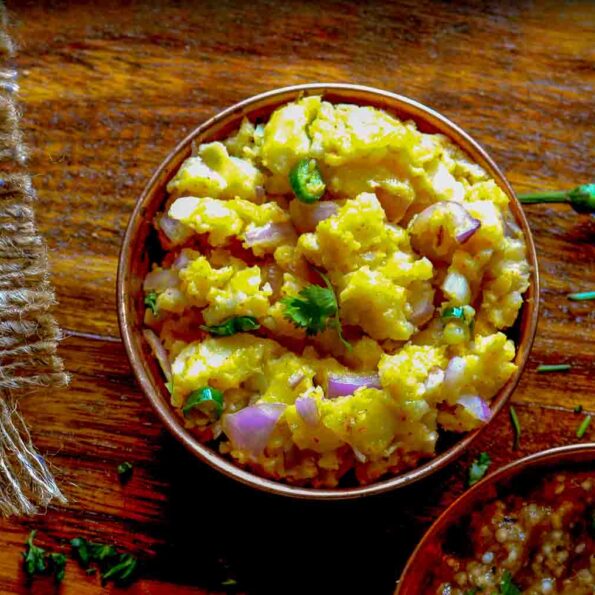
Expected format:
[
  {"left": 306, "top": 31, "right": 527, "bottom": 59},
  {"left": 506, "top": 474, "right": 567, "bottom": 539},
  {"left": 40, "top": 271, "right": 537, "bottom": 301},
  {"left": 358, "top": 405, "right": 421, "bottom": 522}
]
[
  {"left": 394, "top": 442, "right": 595, "bottom": 593},
  {"left": 117, "top": 82, "right": 540, "bottom": 500}
]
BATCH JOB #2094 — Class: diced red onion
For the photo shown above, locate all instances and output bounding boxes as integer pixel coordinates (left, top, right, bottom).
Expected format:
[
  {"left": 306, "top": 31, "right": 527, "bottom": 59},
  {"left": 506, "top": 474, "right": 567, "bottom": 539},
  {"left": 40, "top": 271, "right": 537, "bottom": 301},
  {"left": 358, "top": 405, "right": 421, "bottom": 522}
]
[
  {"left": 352, "top": 446, "right": 368, "bottom": 464},
  {"left": 293, "top": 201, "right": 339, "bottom": 233},
  {"left": 243, "top": 222, "right": 296, "bottom": 249},
  {"left": 409, "top": 290, "right": 435, "bottom": 326},
  {"left": 456, "top": 218, "right": 481, "bottom": 243},
  {"left": 425, "top": 367, "right": 445, "bottom": 392},
  {"left": 143, "top": 268, "right": 179, "bottom": 292},
  {"left": 173, "top": 250, "right": 192, "bottom": 270},
  {"left": 263, "top": 263, "right": 284, "bottom": 300},
  {"left": 457, "top": 395, "right": 492, "bottom": 423},
  {"left": 143, "top": 329, "right": 172, "bottom": 382},
  {"left": 504, "top": 215, "right": 522, "bottom": 238},
  {"left": 288, "top": 372, "right": 306, "bottom": 389},
  {"left": 158, "top": 214, "right": 193, "bottom": 245},
  {"left": 222, "top": 403, "right": 286, "bottom": 458},
  {"left": 442, "top": 271, "right": 471, "bottom": 305},
  {"left": 411, "top": 201, "right": 481, "bottom": 245},
  {"left": 327, "top": 372, "right": 381, "bottom": 398},
  {"left": 444, "top": 356, "right": 466, "bottom": 391},
  {"left": 295, "top": 396, "right": 319, "bottom": 426}
]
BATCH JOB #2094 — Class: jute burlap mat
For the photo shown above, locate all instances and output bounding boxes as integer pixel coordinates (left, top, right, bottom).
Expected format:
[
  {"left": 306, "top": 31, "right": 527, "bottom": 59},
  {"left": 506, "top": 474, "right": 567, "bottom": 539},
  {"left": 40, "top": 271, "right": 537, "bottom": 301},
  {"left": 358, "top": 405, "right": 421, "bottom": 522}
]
[{"left": 0, "top": 6, "right": 68, "bottom": 515}]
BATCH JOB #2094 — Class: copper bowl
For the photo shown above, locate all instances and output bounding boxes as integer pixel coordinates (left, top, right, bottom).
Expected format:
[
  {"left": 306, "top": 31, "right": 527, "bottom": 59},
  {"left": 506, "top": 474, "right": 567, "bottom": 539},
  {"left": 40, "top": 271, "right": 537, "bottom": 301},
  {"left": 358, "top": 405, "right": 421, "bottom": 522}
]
[
  {"left": 117, "top": 83, "right": 540, "bottom": 500},
  {"left": 395, "top": 443, "right": 595, "bottom": 593}
]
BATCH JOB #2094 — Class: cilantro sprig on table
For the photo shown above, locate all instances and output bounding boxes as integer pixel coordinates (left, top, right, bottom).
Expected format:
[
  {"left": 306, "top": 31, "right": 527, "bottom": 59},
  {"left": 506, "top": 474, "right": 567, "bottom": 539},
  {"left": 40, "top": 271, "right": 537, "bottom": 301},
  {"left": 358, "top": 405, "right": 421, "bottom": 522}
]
[
  {"left": 71, "top": 537, "right": 138, "bottom": 585},
  {"left": 22, "top": 531, "right": 66, "bottom": 584},
  {"left": 21, "top": 531, "right": 139, "bottom": 586},
  {"left": 281, "top": 270, "right": 351, "bottom": 349}
]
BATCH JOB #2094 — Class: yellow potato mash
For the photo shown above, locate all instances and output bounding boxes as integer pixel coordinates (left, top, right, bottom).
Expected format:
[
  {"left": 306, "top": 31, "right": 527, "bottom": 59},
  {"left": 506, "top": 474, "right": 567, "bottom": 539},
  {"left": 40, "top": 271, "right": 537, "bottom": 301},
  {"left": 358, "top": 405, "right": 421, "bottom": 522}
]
[{"left": 142, "top": 95, "right": 530, "bottom": 487}]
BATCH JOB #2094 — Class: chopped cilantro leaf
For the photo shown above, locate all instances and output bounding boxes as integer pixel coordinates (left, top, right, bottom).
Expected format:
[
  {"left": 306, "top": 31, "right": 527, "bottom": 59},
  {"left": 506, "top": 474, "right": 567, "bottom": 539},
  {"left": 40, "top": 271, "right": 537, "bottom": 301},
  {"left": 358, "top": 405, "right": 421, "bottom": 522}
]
[
  {"left": 48, "top": 552, "right": 66, "bottom": 583},
  {"left": 23, "top": 531, "right": 66, "bottom": 583},
  {"left": 71, "top": 537, "right": 117, "bottom": 568},
  {"left": 144, "top": 291, "right": 158, "bottom": 316},
  {"left": 22, "top": 531, "right": 46, "bottom": 577},
  {"left": 71, "top": 537, "right": 137, "bottom": 585},
  {"left": 101, "top": 553, "right": 138, "bottom": 585},
  {"left": 499, "top": 570, "right": 521, "bottom": 594},
  {"left": 117, "top": 461, "right": 133, "bottom": 484},
  {"left": 70, "top": 537, "right": 90, "bottom": 567},
  {"left": 201, "top": 316, "right": 260, "bottom": 336},
  {"left": 468, "top": 452, "right": 491, "bottom": 486},
  {"left": 281, "top": 284, "right": 337, "bottom": 336},
  {"left": 88, "top": 542, "right": 118, "bottom": 564},
  {"left": 282, "top": 270, "right": 351, "bottom": 349}
]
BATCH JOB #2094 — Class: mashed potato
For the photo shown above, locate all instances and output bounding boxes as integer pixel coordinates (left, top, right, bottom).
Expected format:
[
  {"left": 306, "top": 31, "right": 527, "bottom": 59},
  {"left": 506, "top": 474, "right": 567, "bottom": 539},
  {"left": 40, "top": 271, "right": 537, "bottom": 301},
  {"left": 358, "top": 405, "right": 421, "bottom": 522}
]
[{"left": 143, "top": 96, "right": 530, "bottom": 488}]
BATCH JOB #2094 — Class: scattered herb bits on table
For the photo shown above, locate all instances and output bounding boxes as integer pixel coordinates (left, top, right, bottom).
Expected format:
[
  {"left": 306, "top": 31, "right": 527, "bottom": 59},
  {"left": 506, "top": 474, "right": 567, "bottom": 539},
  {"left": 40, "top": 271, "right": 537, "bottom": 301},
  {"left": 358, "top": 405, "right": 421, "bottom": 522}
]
[{"left": 142, "top": 96, "right": 531, "bottom": 487}]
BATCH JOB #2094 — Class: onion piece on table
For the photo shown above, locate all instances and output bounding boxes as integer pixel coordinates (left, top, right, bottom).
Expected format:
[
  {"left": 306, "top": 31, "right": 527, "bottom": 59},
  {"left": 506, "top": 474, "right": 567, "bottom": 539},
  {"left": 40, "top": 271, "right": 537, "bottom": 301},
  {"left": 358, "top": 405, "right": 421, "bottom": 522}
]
[
  {"left": 327, "top": 372, "right": 381, "bottom": 398},
  {"left": 457, "top": 395, "right": 492, "bottom": 423},
  {"left": 142, "top": 329, "right": 172, "bottom": 382},
  {"left": 295, "top": 396, "right": 319, "bottom": 426},
  {"left": 243, "top": 222, "right": 296, "bottom": 250},
  {"left": 222, "top": 403, "right": 286, "bottom": 458}
]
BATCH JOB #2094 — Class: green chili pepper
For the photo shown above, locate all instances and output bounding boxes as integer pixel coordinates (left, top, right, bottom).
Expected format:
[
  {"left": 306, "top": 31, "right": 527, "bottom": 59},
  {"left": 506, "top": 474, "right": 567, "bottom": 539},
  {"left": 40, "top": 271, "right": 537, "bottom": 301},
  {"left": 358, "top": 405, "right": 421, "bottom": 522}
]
[
  {"left": 289, "top": 159, "right": 326, "bottom": 203},
  {"left": 441, "top": 306, "right": 466, "bottom": 322},
  {"left": 568, "top": 291, "right": 595, "bottom": 301},
  {"left": 183, "top": 386, "right": 224, "bottom": 419},
  {"left": 441, "top": 305, "right": 474, "bottom": 345},
  {"left": 517, "top": 183, "right": 595, "bottom": 214}
]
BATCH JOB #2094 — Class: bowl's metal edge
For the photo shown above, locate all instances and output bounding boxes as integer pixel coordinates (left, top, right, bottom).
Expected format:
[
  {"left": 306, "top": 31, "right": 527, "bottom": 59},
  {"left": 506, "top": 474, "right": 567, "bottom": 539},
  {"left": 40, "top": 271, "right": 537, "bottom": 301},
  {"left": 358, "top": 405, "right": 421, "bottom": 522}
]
[{"left": 117, "top": 82, "right": 540, "bottom": 501}]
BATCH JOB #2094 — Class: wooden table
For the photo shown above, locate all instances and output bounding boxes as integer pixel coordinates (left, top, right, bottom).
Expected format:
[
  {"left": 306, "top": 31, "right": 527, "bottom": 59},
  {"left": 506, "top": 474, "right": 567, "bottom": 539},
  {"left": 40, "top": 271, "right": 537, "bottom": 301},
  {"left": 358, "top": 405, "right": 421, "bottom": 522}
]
[{"left": 1, "top": 1, "right": 593, "bottom": 593}]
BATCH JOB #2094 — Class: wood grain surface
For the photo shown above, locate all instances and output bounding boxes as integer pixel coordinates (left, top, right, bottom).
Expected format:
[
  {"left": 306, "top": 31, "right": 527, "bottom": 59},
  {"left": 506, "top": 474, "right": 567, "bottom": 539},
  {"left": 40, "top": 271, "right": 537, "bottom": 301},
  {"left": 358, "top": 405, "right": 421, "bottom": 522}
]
[{"left": 1, "top": 0, "right": 593, "bottom": 593}]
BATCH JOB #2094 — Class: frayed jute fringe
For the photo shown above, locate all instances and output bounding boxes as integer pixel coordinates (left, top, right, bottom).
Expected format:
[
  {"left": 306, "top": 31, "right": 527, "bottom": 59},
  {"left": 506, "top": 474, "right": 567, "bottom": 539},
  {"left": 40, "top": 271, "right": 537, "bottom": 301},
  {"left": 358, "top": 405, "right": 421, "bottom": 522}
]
[{"left": 0, "top": 5, "right": 68, "bottom": 515}]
